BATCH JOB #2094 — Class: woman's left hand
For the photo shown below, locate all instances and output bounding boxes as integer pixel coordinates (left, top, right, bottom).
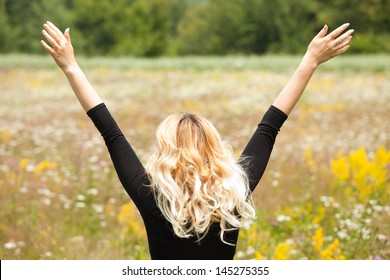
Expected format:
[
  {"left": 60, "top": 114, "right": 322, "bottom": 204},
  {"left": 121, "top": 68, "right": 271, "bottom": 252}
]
[{"left": 40, "top": 21, "right": 77, "bottom": 72}]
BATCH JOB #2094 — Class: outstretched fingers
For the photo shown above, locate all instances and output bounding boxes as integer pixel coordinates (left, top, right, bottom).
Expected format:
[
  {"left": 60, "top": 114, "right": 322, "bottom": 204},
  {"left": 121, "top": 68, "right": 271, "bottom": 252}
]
[
  {"left": 40, "top": 39, "right": 54, "bottom": 54},
  {"left": 327, "top": 23, "right": 350, "bottom": 40},
  {"left": 334, "top": 29, "right": 354, "bottom": 50},
  {"left": 41, "top": 29, "right": 58, "bottom": 50},
  {"left": 42, "top": 21, "right": 68, "bottom": 49}
]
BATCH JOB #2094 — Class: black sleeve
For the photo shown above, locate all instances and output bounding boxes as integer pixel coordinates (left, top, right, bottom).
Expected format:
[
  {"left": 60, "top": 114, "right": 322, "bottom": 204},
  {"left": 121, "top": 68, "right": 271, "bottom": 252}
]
[
  {"left": 240, "top": 105, "right": 287, "bottom": 192},
  {"left": 87, "top": 103, "right": 153, "bottom": 211}
]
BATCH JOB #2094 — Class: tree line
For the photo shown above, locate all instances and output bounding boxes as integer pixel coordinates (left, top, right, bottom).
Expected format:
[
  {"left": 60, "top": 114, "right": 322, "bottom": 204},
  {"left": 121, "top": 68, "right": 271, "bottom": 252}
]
[{"left": 1, "top": 0, "right": 389, "bottom": 56}]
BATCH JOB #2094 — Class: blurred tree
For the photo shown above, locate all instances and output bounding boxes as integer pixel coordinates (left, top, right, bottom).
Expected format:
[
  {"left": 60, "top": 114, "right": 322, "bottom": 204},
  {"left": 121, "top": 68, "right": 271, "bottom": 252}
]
[
  {"left": 0, "top": 0, "right": 15, "bottom": 52},
  {"left": 4, "top": 0, "right": 72, "bottom": 53},
  {"left": 72, "top": 0, "right": 119, "bottom": 56},
  {"left": 267, "top": 0, "right": 320, "bottom": 53},
  {"left": 1, "top": 0, "right": 389, "bottom": 55},
  {"left": 111, "top": 0, "right": 174, "bottom": 56},
  {"left": 316, "top": 0, "right": 390, "bottom": 53},
  {"left": 316, "top": 0, "right": 390, "bottom": 33}
]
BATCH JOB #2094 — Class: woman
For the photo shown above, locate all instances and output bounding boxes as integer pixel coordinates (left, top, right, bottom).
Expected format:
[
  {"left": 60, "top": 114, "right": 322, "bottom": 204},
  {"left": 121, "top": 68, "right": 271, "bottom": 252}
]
[{"left": 41, "top": 21, "right": 353, "bottom": 259}]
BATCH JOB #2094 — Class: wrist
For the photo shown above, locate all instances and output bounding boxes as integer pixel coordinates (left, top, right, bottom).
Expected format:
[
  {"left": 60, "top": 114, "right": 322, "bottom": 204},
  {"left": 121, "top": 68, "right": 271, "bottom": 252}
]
[
  {"left": 62, "top": 63, "right": 81, "bottom": 75},
  {"left": 302, "top": 52, "right": 320, "bottom": 70}
]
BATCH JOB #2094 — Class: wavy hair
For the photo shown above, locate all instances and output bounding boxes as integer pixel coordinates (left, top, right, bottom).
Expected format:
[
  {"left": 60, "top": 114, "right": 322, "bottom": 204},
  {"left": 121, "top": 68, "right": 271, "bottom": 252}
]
[{"left": 146, "top": 113, "right": 256, "bottom": 244}]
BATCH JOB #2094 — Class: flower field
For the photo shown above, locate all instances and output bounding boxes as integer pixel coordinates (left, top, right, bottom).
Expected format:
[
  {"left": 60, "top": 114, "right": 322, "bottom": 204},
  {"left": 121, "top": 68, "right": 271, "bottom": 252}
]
[{"left": 0, "top": 55, "right": 389, "bottom": 259}]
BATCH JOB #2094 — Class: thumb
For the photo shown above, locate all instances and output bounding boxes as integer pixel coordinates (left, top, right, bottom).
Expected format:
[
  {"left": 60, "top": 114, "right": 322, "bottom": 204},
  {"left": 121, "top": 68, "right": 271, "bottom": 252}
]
[
  {"left": 315, "top": 24, "right": 328, "bottom": 38},
  {"left": 64, "top": 27, "right": 71, "bottom": 42}
]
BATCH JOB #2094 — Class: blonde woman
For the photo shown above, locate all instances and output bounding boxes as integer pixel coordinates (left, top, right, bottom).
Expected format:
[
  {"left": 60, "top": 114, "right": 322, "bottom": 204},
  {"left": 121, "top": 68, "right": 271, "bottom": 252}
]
[{"left": 41, "top": 21, "right": 353, "bottom": 259}]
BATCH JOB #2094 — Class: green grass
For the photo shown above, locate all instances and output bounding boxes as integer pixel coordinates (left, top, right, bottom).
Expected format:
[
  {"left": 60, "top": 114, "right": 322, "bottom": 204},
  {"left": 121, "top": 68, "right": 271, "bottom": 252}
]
[
  {"left": 0, "top": 57, "right": 389, "bottom": 260},
  {"left": 1, "top": 54, "right": 389, "bottom": 72}
]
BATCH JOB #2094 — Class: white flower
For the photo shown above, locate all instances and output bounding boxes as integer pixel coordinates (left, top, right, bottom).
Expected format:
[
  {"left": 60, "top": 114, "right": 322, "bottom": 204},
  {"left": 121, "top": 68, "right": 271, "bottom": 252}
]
[
  {"left": 373, "top": 205, "right": 383, "bottom": 212},
  {"left": 4, "top": 241, "right": 17, "bottom": 250},
  {"left": 361, "top": 228, "right": 371, "bottom": 240},
  {"left": 75, "top": 202, "right": 86, "bottom": 208},
  {"left": 376, "top": 234, "right": 386, "bottom": 241},
  {"left": 337, "top": 230, "right": 348, "bottom": 240},
  {"left": 246, "top": 246, "right": 255, "bottom": 255},
  {"left": 19, "top": 187, "right": 28, "bottom": 193},
  {"left": 42, "top": 198, "right": 51, "bottom": 206},
  {"left": 92, "top": 204, "right": 104, "bottom": 213},
  {"left": 276, "top": 215, "right": 291, "bottom": 222},
  {"left": 87, "top": 188, "right": 98, "bottom": 196},
  {"left": 369, "top": 200, "right": 377, "bottom": 206}
]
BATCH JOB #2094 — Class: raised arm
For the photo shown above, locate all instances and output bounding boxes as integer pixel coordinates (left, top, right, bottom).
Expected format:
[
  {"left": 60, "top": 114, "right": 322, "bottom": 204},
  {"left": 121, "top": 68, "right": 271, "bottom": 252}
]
[
  {"left": 40, "top": 21, "right": 103, "bottom": 112},
  {"left": 272, "top": 23, "right": 354, "bottom": 116},
  {"left": 241, "top": 23, "right": 354, "bottom": 191}
]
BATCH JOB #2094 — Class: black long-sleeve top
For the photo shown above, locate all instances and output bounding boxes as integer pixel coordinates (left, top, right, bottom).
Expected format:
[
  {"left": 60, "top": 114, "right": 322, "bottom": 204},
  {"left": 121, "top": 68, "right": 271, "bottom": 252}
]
[{"left": 87, "top": 103, "right": 287, "bottom": 259}]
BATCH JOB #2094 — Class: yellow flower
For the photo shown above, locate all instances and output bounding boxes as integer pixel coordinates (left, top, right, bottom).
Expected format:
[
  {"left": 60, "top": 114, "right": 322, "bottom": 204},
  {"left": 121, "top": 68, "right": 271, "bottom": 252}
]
[
  {"left": 320, "top": 238, "right": 343, "bottom": 260},
  {"left": 312, "top": 227, "right": 324, "bottom": 252},
  {"left": 375, "top": 146, "right": 390, "bottom": 166},
  {"left": 273, "top": 242, "right": 292, "bottom": 260},
  {"left": 117, "top": 202, "right": 145, "bottom": 239},
  {"left": 349, "top": 147, "right": 367, "bottom": 171},
  {"left": 304, "top": 147, "right": 317, "bottom": 173},
  {"left": 0, "top": 128, "right": 13, "bottom": 143},
  {"left": 19, "top": 158, "right": 29, "bottom": 169},
  {"left": 331, "top": 156, "right": 349, "bottom": 181},
  {"left": 255, "top": 251, "right": 263, "bottom": 260},
  {"left": 34, "top": 160, "right": 58, "bottom": 176}
]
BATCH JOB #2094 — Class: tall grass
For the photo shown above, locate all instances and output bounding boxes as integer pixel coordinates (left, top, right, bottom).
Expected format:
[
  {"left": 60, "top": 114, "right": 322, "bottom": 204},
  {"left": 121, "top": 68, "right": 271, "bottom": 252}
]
[
  {"left": 0, "top": 55, "right": 389, "bottom": 259},
  {"left": 1, "top": 54, "right": 390, "bottom": 72}
]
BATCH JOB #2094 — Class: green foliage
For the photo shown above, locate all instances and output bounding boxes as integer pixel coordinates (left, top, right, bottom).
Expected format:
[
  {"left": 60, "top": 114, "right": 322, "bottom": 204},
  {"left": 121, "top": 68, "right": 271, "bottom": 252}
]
[
  {"left": 0, "top": 4, "right": 15, "bottom": 52},
  {"left": 1, "top": 0, "right": 389, "bottom": 56},
  {"left": 349, "top": 33, "right": 390, "bottom": 54},
  {"left": 110, "top": 0, "right": 174, "bottom": 57}
]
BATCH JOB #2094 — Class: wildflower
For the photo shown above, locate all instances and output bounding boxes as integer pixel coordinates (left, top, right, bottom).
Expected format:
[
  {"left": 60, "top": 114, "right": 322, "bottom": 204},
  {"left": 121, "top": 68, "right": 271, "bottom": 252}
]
[
  {"left": 34, "top": 160, "right": 58, "bottom": 176},
  {"left": 75, "top": 202, "right": 86, "bottom": 208},
  {"left": 330, "top": 156, "right": 349, "bottom": 181},
  {"left": 273, "top": 242, "right": 292, "bottom": 260},
  {"left": 92, "top": 204, "right": 104, "bottom": 214},
  {"left": 87, "top": 188, "right": 98, "bottom": 196},
  {"left": 19, "top": 158, "right": 29, "bottom": 169},
  {"left": 4, "top": 241, "right": 17, "bottom": 250},
  {"left": 376, "top": 234, "right": 386, "bottom": 241},
  {"left": 304, "top": 147, "right": 317, "bottom": 173},
  {"left": 246, "top": 246, "right": 255, "bottom": 255},
  {"left": 255, "top": 251, "right": 263, "bottom": 260},
  {"left": 117, "top": 202, "right": 145, "bottom": 238},
  {"left": 361, "top": 227, "right": 371, "bottom": 240},
  {"left": 42, "top": 198, "right": 51, "bottom": 206},
  {"left": 337, "top": 230, "right": 348, "bottom": 240},
  {"left": 276, "top": 215, "right": 291, "bottom": 222},
  {"left": 43, "top": 252, "right": 52, "bottom": 258},
  {"left": 312, "top": 227, "right": 324, "bottom": 252},
  {"left": 320, "top": 238, "right": 343, "bottom": 260}
]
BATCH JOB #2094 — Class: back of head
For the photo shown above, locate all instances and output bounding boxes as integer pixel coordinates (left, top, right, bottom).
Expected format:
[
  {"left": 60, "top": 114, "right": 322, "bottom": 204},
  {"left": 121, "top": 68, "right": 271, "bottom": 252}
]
[{"left": 146, "top": 113, "right": 255, "bottom": 243}]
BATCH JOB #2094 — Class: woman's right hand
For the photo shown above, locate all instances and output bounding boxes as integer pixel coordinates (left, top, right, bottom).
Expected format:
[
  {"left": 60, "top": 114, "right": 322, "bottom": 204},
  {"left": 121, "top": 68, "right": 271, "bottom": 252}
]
[
  {"left": 40, "top": 21, "right": 78, "bottom": 72},
  {"left": 305, "top": 23, "right": 354, "bottom": 67}
]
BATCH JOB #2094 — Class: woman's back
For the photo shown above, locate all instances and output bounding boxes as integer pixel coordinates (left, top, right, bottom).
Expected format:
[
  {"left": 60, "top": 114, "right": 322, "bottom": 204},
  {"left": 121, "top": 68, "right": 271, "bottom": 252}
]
[{"left": 87, "top": 103, "right": 287, "bottom": 259}]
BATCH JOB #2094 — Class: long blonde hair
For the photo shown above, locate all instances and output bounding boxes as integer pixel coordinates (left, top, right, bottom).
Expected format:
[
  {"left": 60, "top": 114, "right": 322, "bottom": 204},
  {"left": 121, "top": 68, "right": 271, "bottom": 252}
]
[{"left": 146, "top": 113, "right": 256, "bottom": 244}]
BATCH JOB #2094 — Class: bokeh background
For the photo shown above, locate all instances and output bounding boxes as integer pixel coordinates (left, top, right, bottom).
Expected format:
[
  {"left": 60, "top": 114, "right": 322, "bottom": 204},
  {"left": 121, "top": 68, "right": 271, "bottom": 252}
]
[{"left": 0, "top": 0, "right": 389, "bottom": 260}]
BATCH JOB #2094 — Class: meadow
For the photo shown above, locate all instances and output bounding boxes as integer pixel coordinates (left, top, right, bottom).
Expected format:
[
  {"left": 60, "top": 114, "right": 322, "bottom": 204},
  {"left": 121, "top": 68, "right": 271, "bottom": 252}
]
[{"left": 0, "top": 55, "right": 389, "bottom": 260}]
